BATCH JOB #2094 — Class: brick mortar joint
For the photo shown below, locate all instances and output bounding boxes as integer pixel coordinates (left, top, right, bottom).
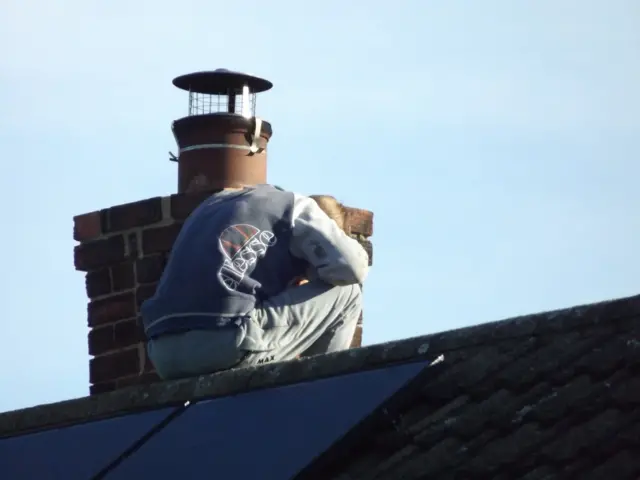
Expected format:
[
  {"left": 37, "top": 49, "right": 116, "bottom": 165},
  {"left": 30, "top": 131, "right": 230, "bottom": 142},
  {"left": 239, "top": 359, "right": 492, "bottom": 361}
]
[
  {"left": 87, "top": 271, "right": 160, "bottom": 303},
  {"left": 90, "top": 342, "right": 141, "bottom": 359},
  {"left": 123, "top": 230, "right": 139, "bottom": 258},
  {"left": 76, "top": 217, "right": 178, "bottom": 247},
  {"left": 137, "top": 342, "right": 147, "bottom": 375},
  {"left": 132, "top": 258, "right": 139, "bottom": 289},
  {"left": 88, "top": 287, "right": 136, "bottom": 303},
  {"left": 90, "top": 315, "right": 140, "bottom": 331},
  {"left": 160, "top": 196, "right": 172, "bottom": 222},
  {"left": 110, "top": 371, "right": 157, "bottom": 384}
]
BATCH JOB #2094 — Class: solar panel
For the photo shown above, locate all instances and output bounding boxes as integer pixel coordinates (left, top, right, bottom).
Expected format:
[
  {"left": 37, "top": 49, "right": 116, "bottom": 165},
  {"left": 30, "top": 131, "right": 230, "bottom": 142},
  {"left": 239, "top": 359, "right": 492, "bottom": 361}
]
[
  {"left": 110, "top": 361, "right": 430, "bottom": 479},
  {"left": 0, "top": 407, "right": 176, "bottom": 480}
]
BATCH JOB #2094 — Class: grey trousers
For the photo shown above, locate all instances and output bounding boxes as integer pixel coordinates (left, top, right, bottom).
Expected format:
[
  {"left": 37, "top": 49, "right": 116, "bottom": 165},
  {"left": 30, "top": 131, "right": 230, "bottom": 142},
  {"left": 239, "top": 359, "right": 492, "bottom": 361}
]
[{"left": 147, "top": 282, "right": 362, "bottom": 380}]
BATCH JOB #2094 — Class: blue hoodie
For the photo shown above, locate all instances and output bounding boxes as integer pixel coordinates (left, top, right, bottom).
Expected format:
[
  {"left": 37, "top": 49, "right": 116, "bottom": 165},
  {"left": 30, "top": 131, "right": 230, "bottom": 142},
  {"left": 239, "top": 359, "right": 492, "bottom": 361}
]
[{"left": 141, "top": 184, "right": 369, "bottom": 342}]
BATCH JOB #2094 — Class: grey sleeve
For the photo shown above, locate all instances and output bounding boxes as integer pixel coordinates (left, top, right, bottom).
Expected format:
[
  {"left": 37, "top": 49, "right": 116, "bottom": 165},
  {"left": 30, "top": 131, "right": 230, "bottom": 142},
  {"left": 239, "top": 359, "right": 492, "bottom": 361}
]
[{"left": 289, "top": 193, "right": 370, "bottom": 286}]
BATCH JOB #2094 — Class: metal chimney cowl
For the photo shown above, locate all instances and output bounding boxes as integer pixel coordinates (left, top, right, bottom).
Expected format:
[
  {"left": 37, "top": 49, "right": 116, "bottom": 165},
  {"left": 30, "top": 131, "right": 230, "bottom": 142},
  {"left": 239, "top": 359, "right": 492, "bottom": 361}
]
[{"left": 171, "top": 69, "right": 274, "bottom": 193}]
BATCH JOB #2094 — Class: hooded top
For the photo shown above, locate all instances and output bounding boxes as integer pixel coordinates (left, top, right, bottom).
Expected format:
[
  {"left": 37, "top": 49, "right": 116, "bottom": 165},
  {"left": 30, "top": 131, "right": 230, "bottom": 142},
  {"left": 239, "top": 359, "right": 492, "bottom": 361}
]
[{"left": 141, "top": 184, "right": 369, "bottom": 340}]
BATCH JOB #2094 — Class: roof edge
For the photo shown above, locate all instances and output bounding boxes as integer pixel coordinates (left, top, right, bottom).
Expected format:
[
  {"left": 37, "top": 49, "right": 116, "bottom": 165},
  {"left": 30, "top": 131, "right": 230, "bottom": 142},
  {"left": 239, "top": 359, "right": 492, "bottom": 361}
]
[{"left": 1, "top": 293, "right": 638, "bottom": 438}]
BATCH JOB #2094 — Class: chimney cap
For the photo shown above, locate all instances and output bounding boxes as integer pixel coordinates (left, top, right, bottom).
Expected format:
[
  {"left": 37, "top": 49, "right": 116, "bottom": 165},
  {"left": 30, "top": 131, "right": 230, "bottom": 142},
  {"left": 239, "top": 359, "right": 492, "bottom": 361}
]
[{"left": 172, "top": 69, "right": 273, "bottom": 95}]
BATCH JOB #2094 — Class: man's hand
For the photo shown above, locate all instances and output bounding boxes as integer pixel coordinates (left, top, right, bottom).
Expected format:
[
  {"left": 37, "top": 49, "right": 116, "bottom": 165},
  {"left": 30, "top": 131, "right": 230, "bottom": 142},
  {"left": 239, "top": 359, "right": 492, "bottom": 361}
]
[{"left": 288, "top": 276, "right": 309, "bottom": 287}]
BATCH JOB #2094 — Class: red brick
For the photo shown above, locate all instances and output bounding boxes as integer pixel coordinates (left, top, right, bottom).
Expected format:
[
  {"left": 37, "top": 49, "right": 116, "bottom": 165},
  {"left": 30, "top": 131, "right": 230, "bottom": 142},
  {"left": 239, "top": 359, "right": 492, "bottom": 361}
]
[
  {"left": 114, "top": 318, "right": 145, "bottom": 348},
  {"left": 104, "top": 197, "right": 164, "bottom": 233},
  {"left": 74, "top": 235, "right": 126, "bottom": 272},
  {"left": 136, "top": 284, "right": 158, "bottom": 309},
  {"left": 89, "top": 347, "right": 141, "bottom": 385},
  {"left": 90, "top": 382, "right": 115, "bottom": 395},
  {"left": 111, "top": 262, "right": 135, "bottom": 292},
  {"left": 73, "top": 211, "right": 103, "bottom": 242},
  {"left": 170, "top": 191, "right": 217, "bottom": 221},
  {"left": 142, "top": 224, "right": 183, "bottom": 254},
  {"left": 350, "top": 325, "right": 363, "bottom": 348},
  {"left": 88, "top": 292, "right": 136, "bottom": 327},
  {"left": 88, "top": 324, "right": 115, "bottom": 356},
  {"left": 136, "top": 255, "right": 166, "bottom": 284},
  {"left": 85, "top": 268, "right": 111, "bottom": 298},
  {"left": 116, "top": 372, "right": 161, "bottom": 389},
  {"left": 343, "top": 207, "right": 374, "bottom": 237}
]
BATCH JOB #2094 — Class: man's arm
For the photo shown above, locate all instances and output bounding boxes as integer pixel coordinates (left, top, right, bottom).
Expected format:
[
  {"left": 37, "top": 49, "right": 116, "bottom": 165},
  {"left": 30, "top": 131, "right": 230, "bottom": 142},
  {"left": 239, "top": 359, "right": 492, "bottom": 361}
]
[{"left": 289, "top": 193, "right": 369, "bottom": 286}]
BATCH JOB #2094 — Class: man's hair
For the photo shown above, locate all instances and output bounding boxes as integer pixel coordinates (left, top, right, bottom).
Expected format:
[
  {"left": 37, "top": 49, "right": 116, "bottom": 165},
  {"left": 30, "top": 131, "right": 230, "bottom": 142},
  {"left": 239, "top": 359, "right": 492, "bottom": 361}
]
[{"left": 309, "top": 195, "right": 347, "bottom": 232}]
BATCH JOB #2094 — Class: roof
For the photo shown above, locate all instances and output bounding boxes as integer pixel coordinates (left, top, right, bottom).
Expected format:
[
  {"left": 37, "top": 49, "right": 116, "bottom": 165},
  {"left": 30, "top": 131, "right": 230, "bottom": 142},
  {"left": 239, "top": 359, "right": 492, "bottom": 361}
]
[
  {"left": 297, "top": 295, "right": 640, "bottom": 480},
  {"left": 0, "top": 294, "right": 638, "bottom": 479}
]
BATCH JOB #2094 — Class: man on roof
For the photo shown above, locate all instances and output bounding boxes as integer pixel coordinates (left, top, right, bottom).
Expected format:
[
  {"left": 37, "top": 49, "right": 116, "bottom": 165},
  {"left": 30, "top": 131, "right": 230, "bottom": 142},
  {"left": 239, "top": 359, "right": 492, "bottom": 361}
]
[{"left": 140, "top": 185, "right": 369, "bottom": 380}]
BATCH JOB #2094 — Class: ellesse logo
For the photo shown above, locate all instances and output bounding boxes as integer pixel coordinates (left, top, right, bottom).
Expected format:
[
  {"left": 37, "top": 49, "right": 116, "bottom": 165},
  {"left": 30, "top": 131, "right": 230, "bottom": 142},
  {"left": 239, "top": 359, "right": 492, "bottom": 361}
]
[{"left": 217, "top": 224, "right": 277, "bottom": 291}]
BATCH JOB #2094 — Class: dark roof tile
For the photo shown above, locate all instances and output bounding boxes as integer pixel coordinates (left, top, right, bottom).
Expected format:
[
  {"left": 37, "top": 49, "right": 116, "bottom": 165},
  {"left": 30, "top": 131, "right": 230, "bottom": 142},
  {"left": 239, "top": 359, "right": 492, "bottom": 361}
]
[{"left": 298, "top": 303, "right": 640, "bottom": 479}]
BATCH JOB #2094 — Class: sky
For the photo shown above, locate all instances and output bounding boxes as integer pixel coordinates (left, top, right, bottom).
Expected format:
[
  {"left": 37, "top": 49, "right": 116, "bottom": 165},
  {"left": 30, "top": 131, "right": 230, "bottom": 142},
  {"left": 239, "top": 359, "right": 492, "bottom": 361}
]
[{"left": 1, "top": 0, "right": 639, "bottom": 412}]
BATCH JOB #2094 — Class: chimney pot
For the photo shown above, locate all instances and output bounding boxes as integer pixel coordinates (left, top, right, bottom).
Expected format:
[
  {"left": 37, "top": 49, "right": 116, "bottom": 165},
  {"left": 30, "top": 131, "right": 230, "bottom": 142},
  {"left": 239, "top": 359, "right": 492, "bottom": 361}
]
[{"left": 170, "top": 69, "right": 274, "bottom": 193}]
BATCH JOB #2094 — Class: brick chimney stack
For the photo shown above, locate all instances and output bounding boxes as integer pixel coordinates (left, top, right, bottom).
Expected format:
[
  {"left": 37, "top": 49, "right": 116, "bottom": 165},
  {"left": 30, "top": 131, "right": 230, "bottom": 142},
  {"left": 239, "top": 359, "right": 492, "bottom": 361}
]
[{"left": 73, "top": 69, "right": 373, "bottom": 395}]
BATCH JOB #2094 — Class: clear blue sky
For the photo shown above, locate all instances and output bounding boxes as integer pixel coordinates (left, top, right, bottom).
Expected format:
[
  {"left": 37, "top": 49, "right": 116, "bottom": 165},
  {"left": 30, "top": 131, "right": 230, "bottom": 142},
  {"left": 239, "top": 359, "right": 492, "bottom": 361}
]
[{"left": 1, "top": 0, "right": 638, "bottom": 412}]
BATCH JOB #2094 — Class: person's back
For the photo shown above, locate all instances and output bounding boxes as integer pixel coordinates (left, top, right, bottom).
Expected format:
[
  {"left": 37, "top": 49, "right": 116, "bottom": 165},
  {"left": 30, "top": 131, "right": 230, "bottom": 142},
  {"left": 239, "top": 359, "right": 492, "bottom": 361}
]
[
  {"left": 141, "top": 184, "right": 369, "bottom": 379},
  {"left": 142, "top": 185, "right": 308, "bottom": 339}
]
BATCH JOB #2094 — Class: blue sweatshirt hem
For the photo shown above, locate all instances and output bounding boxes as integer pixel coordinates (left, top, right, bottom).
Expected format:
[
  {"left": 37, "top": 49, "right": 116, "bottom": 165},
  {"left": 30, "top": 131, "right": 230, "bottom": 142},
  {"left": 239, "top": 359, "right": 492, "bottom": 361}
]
[{"left": 145, "top": 314, "right": 248, "bottom": 339}]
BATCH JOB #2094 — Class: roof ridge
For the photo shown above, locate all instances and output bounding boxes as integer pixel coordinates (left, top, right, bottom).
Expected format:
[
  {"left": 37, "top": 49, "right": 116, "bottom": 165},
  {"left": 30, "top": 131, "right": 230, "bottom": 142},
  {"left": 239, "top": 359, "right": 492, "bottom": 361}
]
[{"left": 1, "top": 293, "right": 638, "bottom": 438}]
